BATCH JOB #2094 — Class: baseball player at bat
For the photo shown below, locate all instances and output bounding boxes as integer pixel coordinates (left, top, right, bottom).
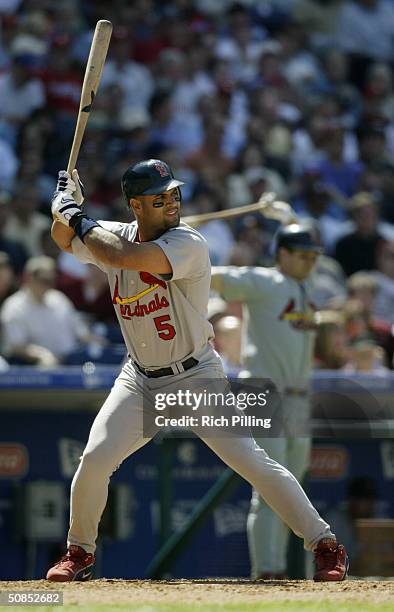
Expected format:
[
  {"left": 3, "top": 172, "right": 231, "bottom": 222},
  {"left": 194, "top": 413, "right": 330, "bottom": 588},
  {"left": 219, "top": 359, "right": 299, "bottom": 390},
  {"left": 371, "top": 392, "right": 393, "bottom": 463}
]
[
  {"left": 47, "top": 159, "right": 348, "bottom": 582},
  {"left": 211, "top": 222, "right": 335, "bottom": 579}
]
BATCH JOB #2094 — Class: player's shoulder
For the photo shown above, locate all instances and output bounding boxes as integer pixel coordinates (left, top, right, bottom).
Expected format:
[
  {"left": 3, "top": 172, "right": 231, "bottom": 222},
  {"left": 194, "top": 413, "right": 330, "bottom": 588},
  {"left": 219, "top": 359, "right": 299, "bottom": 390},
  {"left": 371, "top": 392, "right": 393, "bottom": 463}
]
[
  {"left": 240, "top": 266, "right": 280, "bottom": 282},
  {"left": 243, "top": 266, "right": 295, "bottom": 290},
  {"left": 161, "top": 222, "right": 208, "bottom": 245}
]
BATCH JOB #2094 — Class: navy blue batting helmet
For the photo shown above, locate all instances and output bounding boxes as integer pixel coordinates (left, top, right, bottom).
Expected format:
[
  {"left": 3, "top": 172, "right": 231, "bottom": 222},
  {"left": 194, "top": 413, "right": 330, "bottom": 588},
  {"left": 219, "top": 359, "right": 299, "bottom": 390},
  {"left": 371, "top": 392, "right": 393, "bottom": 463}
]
[
  {"left": 275, "top": 224, "right": 323, "bottom": 253},
  {"left": 121, "top": 159, "right": 185, "bottom": 200}
]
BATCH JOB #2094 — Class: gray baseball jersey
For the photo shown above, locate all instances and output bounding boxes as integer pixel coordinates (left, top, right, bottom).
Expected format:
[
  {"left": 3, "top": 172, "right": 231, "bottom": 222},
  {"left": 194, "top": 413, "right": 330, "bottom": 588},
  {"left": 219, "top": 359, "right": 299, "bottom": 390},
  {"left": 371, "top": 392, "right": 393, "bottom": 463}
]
[
  {"left": 213, "top": 264, "right": 317, "bottom": 577},
  {"left": 212, "top": 266, "right": 316, "bottom": 389},
  {"left": 72, "top": 221, "right": 213, "bottom": 368}
]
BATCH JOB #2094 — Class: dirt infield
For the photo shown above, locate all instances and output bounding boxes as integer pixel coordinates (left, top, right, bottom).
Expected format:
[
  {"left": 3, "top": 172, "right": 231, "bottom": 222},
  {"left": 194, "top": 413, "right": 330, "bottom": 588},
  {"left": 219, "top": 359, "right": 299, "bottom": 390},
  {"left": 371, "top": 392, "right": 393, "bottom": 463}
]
[{"left": 1, "top": 579, "right": 394, "bottom": 608}]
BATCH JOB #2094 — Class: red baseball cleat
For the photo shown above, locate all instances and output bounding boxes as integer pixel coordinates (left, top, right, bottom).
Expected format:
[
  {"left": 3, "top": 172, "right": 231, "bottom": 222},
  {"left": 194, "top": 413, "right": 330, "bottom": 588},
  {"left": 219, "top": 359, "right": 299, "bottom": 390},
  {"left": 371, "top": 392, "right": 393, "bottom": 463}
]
[
  {"left": 313, "top": 539, "right": 349, "bottom": 581},
  {"left": 46, "top": 545, "right": 95, "bottom": 582}
]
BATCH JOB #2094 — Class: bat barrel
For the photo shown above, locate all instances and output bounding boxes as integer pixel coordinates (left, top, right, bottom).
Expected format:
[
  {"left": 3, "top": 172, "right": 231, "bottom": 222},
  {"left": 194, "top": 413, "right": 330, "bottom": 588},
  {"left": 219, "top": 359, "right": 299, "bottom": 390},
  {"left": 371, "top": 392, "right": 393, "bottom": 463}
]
[{"left": 66, "top": 19, "right": 113, "bottom": 175}]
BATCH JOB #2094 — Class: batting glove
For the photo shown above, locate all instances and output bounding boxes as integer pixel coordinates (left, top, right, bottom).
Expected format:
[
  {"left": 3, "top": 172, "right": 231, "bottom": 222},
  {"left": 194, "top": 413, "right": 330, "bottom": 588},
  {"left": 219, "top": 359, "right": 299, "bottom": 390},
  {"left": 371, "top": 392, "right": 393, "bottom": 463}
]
[
  {"left": 51, "top": 191, "right": 82, "bottom": 226},
  {"left": 261, "top": 198, "right": 298, "bottom": 225},
  {"left": 56, "top": 169, "right": 85, "bottom": 206}
]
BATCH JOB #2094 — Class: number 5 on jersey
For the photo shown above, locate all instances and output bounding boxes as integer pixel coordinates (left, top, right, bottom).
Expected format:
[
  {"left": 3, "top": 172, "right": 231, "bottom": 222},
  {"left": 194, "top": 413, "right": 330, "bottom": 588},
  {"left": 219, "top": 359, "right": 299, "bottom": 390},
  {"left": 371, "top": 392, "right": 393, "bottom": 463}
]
[{"left": 154, "top": 315, "right": 176, "bottom": 340}]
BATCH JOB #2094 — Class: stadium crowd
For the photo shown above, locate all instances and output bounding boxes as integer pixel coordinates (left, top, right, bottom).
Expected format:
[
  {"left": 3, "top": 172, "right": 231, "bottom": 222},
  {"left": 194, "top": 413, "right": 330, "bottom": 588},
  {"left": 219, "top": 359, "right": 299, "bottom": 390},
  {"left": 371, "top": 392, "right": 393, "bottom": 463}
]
[{"left": 0, "top": 0, "right": 394, "bottom": 369}]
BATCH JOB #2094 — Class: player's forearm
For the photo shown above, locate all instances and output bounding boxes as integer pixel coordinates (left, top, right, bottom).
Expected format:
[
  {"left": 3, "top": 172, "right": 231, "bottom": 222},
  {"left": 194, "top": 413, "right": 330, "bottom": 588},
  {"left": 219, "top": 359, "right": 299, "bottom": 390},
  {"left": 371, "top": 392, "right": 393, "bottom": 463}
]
[
  {"left": 210, "top": 269, "right": 225, "bottom": 295},
  {"left": 8, "top": 344, "right": 59, "bottom": 366},
  {"left": 51, "top": 220, "right": 75, "bottom": 252},
  {"left": 82, "top": 227, "right": 171, "bottom": 273}
]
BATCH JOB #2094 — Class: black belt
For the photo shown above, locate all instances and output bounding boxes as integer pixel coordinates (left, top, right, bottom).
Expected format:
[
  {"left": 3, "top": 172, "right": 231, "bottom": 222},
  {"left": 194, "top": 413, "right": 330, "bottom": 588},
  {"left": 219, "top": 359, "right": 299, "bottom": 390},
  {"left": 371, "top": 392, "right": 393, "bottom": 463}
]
[{"left": 133, "top": 357, "right": 198, "bottom": 378}]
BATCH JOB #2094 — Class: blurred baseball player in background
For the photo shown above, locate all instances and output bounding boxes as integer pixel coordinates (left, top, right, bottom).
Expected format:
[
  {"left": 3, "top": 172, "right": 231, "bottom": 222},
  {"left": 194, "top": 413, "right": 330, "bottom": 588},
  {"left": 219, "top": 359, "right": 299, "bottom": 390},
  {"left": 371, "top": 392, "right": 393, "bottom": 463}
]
[
  {"left": 47, "top": 159, "right": 348, "bottom": 582},
  {"left": 211, "top": 220, "right": 323, "bottom": 579}
]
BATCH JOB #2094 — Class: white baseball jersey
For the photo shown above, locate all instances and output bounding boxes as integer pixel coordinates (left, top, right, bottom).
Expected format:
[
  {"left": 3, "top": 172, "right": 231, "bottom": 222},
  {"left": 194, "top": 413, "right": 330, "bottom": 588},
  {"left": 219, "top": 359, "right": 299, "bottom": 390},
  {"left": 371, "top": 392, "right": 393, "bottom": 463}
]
[
  {"left": 213, "top": 266, "right": 316, "bottom": 389},
  {"left": 71, "top": 221, "right": 214, "bottom": 368}
]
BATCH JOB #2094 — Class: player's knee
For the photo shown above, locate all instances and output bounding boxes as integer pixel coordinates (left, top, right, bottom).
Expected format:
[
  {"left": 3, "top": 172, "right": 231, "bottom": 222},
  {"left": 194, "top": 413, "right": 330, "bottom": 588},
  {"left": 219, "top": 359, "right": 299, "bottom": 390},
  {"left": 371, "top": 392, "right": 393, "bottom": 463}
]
[{"left": 79, "top": 446, "right": 118, "bottom": 474}]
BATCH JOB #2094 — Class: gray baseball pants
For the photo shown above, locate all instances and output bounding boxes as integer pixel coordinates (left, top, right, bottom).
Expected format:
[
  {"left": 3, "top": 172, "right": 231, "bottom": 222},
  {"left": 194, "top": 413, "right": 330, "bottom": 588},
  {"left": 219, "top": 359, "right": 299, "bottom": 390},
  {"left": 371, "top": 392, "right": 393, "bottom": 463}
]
[
  {"left": 68, "top": 352, "right": 334, "bottom": 554},
  {"left": 247, "top": 394, "right": 312, "bottom": 577}
]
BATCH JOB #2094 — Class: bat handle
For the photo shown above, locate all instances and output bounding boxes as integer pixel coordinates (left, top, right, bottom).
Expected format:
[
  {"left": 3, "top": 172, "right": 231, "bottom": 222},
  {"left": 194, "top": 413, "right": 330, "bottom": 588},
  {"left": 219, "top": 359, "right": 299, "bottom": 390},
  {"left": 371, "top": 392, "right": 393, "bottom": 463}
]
[{"left": 66, "top": 113, "right": 88, "bottom": 175}]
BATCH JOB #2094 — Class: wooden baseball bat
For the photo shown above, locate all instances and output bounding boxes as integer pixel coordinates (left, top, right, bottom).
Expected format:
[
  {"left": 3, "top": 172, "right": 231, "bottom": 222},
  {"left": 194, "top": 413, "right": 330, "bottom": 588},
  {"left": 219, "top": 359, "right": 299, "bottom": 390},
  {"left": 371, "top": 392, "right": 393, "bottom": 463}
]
[
  {"left": 67, "top": 19, "right": 113, "bottom": 174},
  {"left": 182, "top": 192, "right": 278, "bottom": 227}
]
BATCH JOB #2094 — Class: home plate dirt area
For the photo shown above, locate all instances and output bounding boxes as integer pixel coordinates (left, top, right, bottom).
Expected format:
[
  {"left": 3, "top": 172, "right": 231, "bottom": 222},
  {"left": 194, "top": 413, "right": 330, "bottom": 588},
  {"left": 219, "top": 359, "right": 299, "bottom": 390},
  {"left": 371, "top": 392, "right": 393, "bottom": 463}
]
[{"left": 1, "top": 579, "right": 394, "bottom": 611}]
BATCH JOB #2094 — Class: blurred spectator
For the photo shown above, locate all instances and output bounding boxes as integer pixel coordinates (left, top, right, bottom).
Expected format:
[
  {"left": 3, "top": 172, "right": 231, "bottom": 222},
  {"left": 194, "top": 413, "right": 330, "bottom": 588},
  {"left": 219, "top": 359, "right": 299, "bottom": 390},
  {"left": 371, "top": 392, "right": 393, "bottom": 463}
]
[
  {"left": 336, "top": 0, "right": 394, "bottom": 64},
  {"left": 228, "top": 241, "right": 256, "bottom": 267},
  {"left": 302, "top": 213, "right": 347, "bottom": 311},
  {"left": 345, "top": 340, "right": 388, "bottom": 373},
  {"left": 58, "top": 264, "right": 117, "bottom": 326},
  {"left": 38, "top": 34, "right": 83, "bottom": 164},
  {"left": 227, "top": 143, "right": 286, "bottom": 208},
  {"left": 342, "top": 297, "right": 392, "bottom": 369},
  {"left": 278, "top": 22, "right": 322, "bottom": 95},
  {"left": 0, "top": 136, "right": 18, "bottom": 191},
  {"left": 3, "top": 181, "right": 50, "bottom": 256},
  {"left": 39, "top": 227, "right": 116, "bottom": 324},
  {"left": 291, "top": 98, "right": 356, "bottom": 174},
  {"left": 347, "top": 273, "right": 394, "bottom": 365},
  {"left": 334, "top": 192, "right": 385, "bottom": 275},
  {"left": 0, "top": 251, "right": 15, "bottom": 307},
  {"left": 148, "top": 89, "right": 202, "bottom": 157},
  {"left": 186, "top": 114, "right": 235, "bottom": 180},
  {"left": 347, "top": 271, "right": 378, "bottom": 313},
  {"left": 0, "top": 51, "right": 45, "bottom": 147},
  {"left": 214, "top": 2, "right": 266, "bottom": 85},
  {"left": 316, "top": 123, "right": 363, "bottom": 198},
  {"left": 101, "top": 26, "right": 154, "bottom": 115},
  {"left": 343, "top": 298, "right": 374, "bottom": 345},
  {"left": 247, "top": 40, "right": 287, "bottom": 91},
  {"left": 363, "top": 62, "right": 394, "bottom": 124},
  {"left": 314, "top": 311, "right": 350, "bottom": 369},
  {"left": 212, "top": 314, "right": 242, "bottom": 377},
  {"left": 356, "top": 122, "right": 392, "bottom": 167},
  {"left": 0, "top": 256, "right": 99, "bottom": 366},
  {"left": 376, "top": 162, "right": 394, "bottom": 225},
  {"left": 309, "top": 255, "right": 347, "bottom": 310},
  {"left": 292, "top": 0, "right": 344, "bottom": 49},
  {"left": 9, "top": 10, "right": 51, "bottom": 66},
  {"left": 191, "top": 188, "right": 235, "bottom": 265},
  {"left": 373, "top": 240, "right": 394, "bottom": 325},
  {"left": 0, "top": 1, "right": 22, "bottom": 15},
  {"left": 155, "top": 46, "right": 215, "bottom": 116},
  {"left": 310, "top": 48, "right": 362, "bottom": 127},
  {"left": 292, "top": 166, "right": 351, "bottom": 252},
  {"left": 40, "top": 35, "right": 81, "bottom": 118},
  {"left": 232, "top": 214, "right": 268, "bottom": 266},
  {"left": 0, "top": 190, "right": 27, "bottom": 275}
]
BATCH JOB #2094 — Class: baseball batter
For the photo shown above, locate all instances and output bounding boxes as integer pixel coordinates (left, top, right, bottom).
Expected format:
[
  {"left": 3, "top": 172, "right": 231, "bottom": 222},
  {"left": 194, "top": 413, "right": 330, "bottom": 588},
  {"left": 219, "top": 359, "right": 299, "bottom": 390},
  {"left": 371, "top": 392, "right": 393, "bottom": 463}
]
[
  {"left": 47, "top": 159, "right": 348, "bottom": 582},
  {"left": 211, "top": 224, "right": 321, "bottom": 579}
]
